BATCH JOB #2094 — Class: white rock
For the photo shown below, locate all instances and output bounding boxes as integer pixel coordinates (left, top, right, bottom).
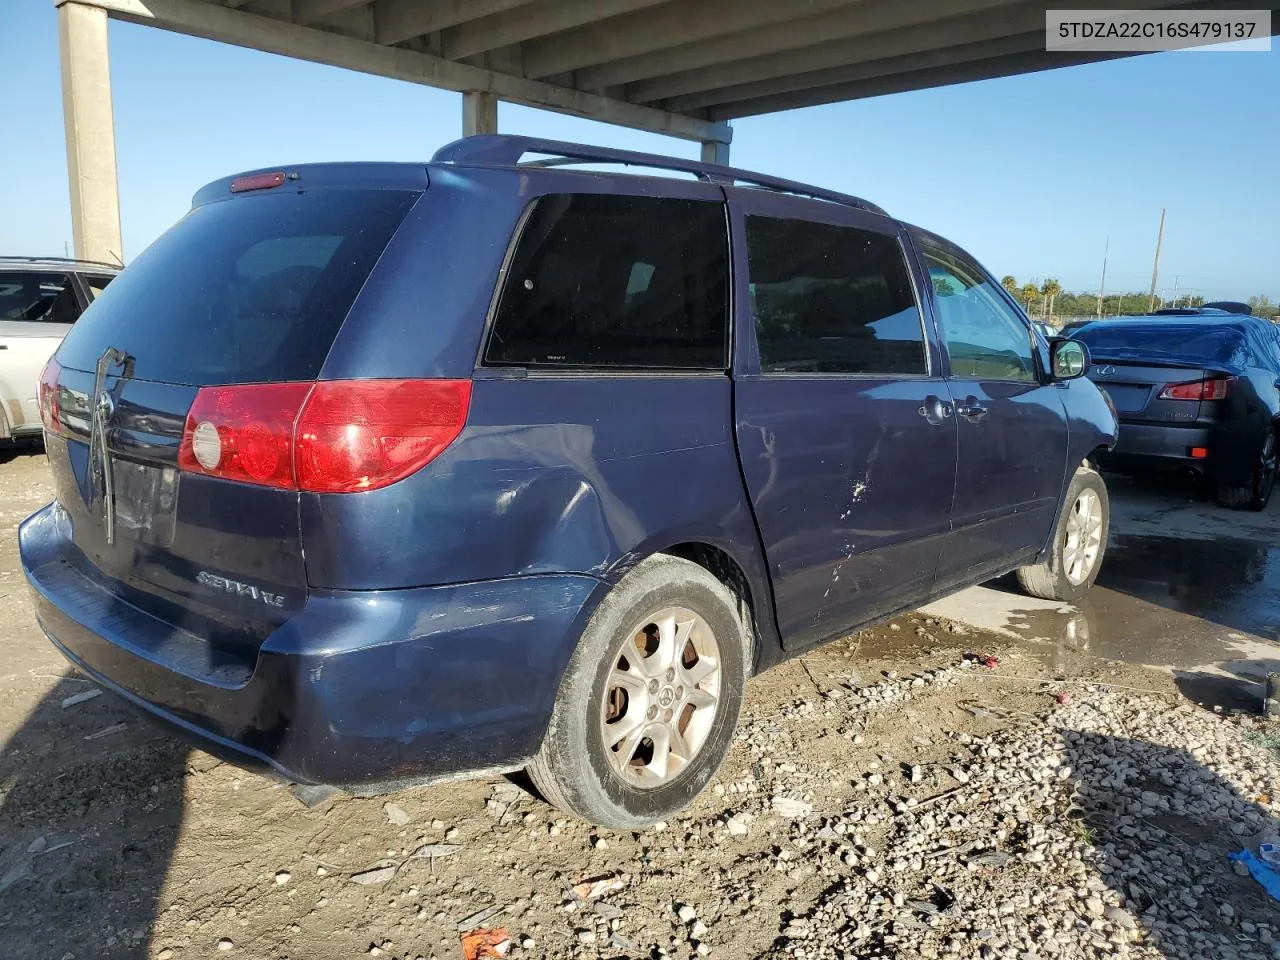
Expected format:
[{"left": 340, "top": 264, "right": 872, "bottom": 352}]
[
  {"left": 771, "top": 796, "right": 813, "bottom": 819},
  {"left": 384, "top": 802, "right": 411, "bottom": 826}
]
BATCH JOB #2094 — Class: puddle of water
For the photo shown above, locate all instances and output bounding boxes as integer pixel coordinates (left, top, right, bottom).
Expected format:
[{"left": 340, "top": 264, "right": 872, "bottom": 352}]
[
  {"left": 923, "top": 533, "right": 1280, "bottom": 709},
  {"left": 1099, "top": 533, "right": 1280, "bottom": 641}
]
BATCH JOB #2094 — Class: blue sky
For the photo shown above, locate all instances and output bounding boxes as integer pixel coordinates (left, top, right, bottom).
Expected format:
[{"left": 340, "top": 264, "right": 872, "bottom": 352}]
[{"left": 2, "top": 3, "right": 1276, "bottom": 301}]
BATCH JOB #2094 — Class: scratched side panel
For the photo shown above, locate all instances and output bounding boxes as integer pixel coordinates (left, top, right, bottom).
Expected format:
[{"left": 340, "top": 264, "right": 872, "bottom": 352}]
[{"left": 300, "top": 376, "right": 772, "bottom": 600}]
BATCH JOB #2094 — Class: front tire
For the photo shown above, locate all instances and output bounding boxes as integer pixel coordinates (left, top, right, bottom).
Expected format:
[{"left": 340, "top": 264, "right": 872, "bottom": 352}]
[
  {"left": 527, "top": 555, "right": 747, "bottom": 828},
  {"left": 1017, "top": 464, "right": 1109, "bottom": 602}
]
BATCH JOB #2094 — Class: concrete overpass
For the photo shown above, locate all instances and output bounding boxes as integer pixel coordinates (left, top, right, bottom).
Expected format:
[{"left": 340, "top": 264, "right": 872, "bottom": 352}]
[{"left": 56, "top": 0, "right": 1272, "bottom": 263}]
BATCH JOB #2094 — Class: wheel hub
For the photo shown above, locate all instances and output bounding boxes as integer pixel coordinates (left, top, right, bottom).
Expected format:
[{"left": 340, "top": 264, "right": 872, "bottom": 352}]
[{"left": 599, "top": 606, "right": 722, "bottom": 790}]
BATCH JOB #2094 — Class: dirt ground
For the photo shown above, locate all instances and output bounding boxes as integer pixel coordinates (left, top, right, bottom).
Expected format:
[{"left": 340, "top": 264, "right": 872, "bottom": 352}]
[{"left": 1, "top": 449, "right": 1277, "bottom": 960}]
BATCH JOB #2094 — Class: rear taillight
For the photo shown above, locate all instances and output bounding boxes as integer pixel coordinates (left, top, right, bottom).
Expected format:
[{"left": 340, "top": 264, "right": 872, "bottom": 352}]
[
  {"left": 38, "top": 357, "right": 62, "bottom": 435},
  {"left": 178, "top": 379, "right": 472, "bottom": 493},
  {"left": 178, "top": 382, "right": 312, "bottom": 488},
  {"left": 1159, "top": 377, "right": 1232, "bottom": 401}
]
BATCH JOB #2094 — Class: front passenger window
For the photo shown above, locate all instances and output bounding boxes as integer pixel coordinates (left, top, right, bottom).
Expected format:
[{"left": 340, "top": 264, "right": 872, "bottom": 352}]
[{"left": 916, "top": 235, "right": 1037, "bottom": 382}]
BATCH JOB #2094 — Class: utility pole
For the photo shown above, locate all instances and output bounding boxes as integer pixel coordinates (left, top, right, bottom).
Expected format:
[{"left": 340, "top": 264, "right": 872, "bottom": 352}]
[
  {"left": 1148, "top": 208, "right": 1166, "bottom": 313},
  {"left": 1097, "top": 237, "right": 1109, "bottom": 318}
]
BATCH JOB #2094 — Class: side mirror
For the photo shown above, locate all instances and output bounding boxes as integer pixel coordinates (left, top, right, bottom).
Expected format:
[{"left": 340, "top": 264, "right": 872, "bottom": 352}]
[{"left": 1050, "top": 339, "right": 1089, "bottom": 380}]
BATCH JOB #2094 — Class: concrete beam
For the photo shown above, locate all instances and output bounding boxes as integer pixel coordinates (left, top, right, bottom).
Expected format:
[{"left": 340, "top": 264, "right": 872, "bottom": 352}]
[
  {"left": 83, "top": 0, "right": 729, "bottom": 143},
  {"left": 374, "top": 0, "right": 537, "bottom": 46},
  {"left": 576, "top": 0, "right": 1022, "bottom": 91},
  {"left": 462, "top": 90, "right": 498, "bottom": 135},
  {"left": 710, "top": 48, "right": 1126, "bottom": 119},
  {"left": 442, "top": 0, "right": 666, "bottom": 61},
  {"left": 674, "top": 33, "right": 1046, "bottom": 112},
  {"left": 521, "top": 0, "right": 855, "bottom": 80},
  {"left": 662, "top": 31, "right": 1046, "bottom": 113},
  {"left": 630, "top": 0, "right": 1045, "bottom": 105},
  {"left": 57, "top": 1, "right": 123, "bottom": 264},
  {"left": 292, "top": 0, "right": 370, "bottom": 26}
]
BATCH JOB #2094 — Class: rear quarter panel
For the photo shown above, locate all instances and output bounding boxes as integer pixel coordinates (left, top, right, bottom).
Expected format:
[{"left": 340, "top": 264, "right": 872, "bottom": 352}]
[{"left": 304, "top": 166, "right": 784, "bottom": 669}]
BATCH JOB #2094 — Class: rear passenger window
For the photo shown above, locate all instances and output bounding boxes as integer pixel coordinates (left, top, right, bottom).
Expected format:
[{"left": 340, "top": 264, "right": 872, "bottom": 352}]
[
  {"left": 745, "top": 216, "right": 925, "bottom": 375},
  {"left": 0, "top": 272, "right": 80, "bottom": 325},
  {"left": 485, "top": 194, "right": 729, "bottom": 369}
]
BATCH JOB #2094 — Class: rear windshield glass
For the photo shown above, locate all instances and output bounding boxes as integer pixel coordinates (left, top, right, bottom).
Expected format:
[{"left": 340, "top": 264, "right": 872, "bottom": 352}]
[
  {"left": 1072, "top": 321, "right": 1252, "bottom": 368},
  {"left": 57, "top": 189, "right": 418, "bottom": 385},
  {"left": 485, "top": 193, "right": 729, "bottom": 369}
]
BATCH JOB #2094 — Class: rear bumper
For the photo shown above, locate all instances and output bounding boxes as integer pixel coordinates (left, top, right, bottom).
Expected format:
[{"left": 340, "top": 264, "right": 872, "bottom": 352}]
[
  {"left": 1098, "top": 421, "right": 1212, "bottom": 471},
  {"left": 19, "top": 503, "right": 603, "bottom": 788}
]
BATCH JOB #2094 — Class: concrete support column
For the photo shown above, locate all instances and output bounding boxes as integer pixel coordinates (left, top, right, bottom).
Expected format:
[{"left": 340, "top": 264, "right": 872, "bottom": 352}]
[
  {"left": 58, "top": 1, "right": 123, "bottom": 264},
  {"left": 462, "top": 91, "right": 498, "bottom": 137},
  {"left": 700, "top": 139, "right": 730, "bottom": 166}
]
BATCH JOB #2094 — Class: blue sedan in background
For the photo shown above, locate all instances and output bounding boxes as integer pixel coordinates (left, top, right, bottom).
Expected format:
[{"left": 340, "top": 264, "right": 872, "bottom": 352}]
[{"left": 1071, "top": 307, "right": 1280, "bottom": 510}]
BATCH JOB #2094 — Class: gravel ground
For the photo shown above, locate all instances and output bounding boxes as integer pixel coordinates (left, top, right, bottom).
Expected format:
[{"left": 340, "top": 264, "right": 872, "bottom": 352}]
[{"left": 2, "top": 452, "right": 1279, "bottom": 959}]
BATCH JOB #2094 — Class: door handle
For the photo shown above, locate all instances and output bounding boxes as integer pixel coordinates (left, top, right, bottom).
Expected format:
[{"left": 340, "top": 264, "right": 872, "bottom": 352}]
[
  {"left": 956, "top": 397, "right": 988, "bottom": 422},
  {"left": 917, "top": 395, "right": 954, "bottom": 425}
]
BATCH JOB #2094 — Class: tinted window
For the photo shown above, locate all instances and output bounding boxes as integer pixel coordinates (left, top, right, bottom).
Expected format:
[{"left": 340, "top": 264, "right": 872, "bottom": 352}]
[
  {"left": 485, "top": 194, "right": 728, "bottom": 369},
  {"left": 84, "top": 274, "right": 115, "bottom": 300},
  {"left": 0, "top": 272, "right": 80, "bottom": 325},
  {"left": 746, "top": 216, "right": 925, "bottom": 375},
  {"left": 57, "top": 190, "right": 417, "bottom": 385},
  {"left": 916, "top": 234, "right": 1036, "bottom": 382}
]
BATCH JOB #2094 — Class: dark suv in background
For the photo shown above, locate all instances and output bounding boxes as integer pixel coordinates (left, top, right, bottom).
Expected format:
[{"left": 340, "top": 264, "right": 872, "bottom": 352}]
[{"left": 21, "top": 137, "right": 1115, "bottom": 827}]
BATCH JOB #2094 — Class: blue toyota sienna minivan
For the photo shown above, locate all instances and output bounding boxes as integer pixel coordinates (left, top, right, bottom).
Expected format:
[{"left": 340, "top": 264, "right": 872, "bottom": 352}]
[{"left": 21, "top": 136, "right": 1116, "bottom": 827}]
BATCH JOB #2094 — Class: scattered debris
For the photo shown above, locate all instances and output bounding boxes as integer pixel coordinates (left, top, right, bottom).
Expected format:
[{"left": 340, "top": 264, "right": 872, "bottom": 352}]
[
  {"left": 459, "top": 929, "right": 510, "bottom": 960},
  {"left": 82, "top": 722, "right": 127, "bottom": 741},
  {"left": 348, "top": 866, "right": 397, "bottom": 886},
  {"left": 964, "top": 652, "right": 1000, "bottom": 670},
  {"left": 60, "top": 688, "right": 102, "bottom": 708},
  {"left": 455, "top": 905, "right": 506, "bottom": 931},
  {"left": 571, "top": 875, "right": 625, "bottom": 901}
]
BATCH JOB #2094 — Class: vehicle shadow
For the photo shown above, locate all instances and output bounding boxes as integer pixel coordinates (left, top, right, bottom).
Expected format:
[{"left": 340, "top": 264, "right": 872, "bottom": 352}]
[
  {"left": 1063, "top": 729, "right": 1280, "bottom": 956},
  {"left": 0, "top": 675, "right": 187, "bottom": 960}
]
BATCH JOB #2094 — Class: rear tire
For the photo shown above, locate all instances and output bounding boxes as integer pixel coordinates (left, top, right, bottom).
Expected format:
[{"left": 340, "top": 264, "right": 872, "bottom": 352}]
[
  {"left": 1215, "top": 431, "right": 1277, "bottom": 512},
  {"left": 1017, "top": 464, "right": 1109, "bottom": 602},
  {"left": 527, "top": 555, "right": 747, "bottom": 828}
]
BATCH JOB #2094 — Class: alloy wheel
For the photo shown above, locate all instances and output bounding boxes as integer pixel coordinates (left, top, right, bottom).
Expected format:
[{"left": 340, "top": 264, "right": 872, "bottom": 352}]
[
  {"left": 1063, "top": 488, "right": 1104, "bottom": 585},
  {"left": 599, "top": 606, "right": 721, "bottom": 789}
]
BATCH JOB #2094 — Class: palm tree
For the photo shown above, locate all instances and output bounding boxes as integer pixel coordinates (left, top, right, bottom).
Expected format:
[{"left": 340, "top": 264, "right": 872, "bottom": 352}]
[
  {"left": 1001, "top": 275, "right": 1019, "bottom": 299},
  {"left": 1020, "top": 282, "right": 1039, "bottom": 315},
  {"left": 1041, "top": 278, "right": 1062, "bottom": 321}
]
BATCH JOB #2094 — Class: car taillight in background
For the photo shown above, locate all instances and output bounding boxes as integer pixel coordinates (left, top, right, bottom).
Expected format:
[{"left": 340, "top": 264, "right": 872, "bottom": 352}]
[
  {"left": 1158, "top": 377, "right": 1232, "bottom": 401},
  {"left": 178, "top": 379, "right": 472, "bottom": 493},
  {"left": 38, "top": 357, "right": 62, "bottom": 435}
]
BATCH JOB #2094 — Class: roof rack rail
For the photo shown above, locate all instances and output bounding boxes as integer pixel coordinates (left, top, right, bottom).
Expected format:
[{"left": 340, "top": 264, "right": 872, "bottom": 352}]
[
  {"left": 431, "top": 135, "right": 887, "bottom": 217},
  {"left": 0, "top": 255, "right": 123, "bottom": 269}
]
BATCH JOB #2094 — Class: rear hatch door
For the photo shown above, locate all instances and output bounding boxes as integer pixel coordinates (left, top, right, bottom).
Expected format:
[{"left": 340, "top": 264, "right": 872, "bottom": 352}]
[{"left": 45, "top": 178, "right": 421, "bottom": 659}]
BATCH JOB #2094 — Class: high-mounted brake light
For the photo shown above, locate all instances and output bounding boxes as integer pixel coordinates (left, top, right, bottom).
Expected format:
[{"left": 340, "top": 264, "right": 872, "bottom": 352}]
[
  {"left": 1159, "top": 377, "right": 1232, "bottom": 401},
  {"left": 38, "top": 357, "right": 62, "bottom": 435},
  {"left": 230, "top": 171, "right": 286, "bottom": 193},
  {"left": 178, "top": 379, "right": 472, "bottom": 493}
]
